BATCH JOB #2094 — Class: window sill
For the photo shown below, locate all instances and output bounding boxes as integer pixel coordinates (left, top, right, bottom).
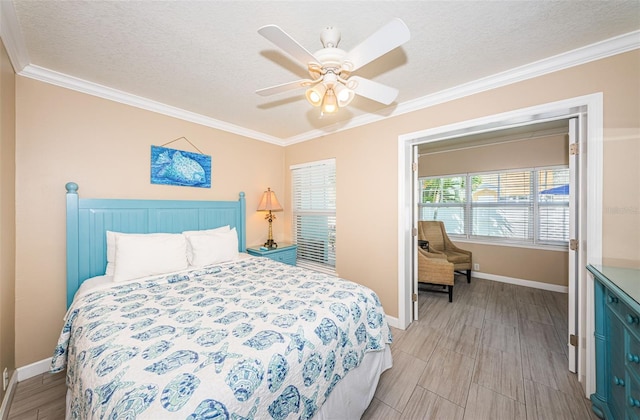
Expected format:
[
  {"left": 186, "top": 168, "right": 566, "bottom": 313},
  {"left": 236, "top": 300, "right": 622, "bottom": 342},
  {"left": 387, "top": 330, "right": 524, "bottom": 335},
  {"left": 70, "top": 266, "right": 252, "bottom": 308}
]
[{"left": 451, "top": 237, "right": 568, "bottom": 252}]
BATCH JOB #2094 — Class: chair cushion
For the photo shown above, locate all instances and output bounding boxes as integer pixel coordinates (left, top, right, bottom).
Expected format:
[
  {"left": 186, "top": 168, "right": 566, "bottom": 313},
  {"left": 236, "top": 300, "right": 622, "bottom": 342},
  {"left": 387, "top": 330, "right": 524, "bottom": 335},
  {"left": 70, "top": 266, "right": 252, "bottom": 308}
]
[{"left": 443, "top": 250, "right": 470, "bottom": 264}]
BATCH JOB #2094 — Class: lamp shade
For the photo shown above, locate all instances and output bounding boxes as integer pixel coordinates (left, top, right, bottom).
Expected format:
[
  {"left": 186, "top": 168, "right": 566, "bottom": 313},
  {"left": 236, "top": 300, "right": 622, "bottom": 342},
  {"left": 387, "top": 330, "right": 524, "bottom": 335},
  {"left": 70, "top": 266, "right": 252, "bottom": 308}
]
[
  {"left": 321, "top": 89, "right": 338, "bottom": 114},
  {"left": 305, "top": 84, "right": 327, "bottom": 107},
  {"left": 334, "top": 83, "right": 354, "bottom": 108},
  {"left": 257, "top": 187, "right": 283, "bottom": 211}
]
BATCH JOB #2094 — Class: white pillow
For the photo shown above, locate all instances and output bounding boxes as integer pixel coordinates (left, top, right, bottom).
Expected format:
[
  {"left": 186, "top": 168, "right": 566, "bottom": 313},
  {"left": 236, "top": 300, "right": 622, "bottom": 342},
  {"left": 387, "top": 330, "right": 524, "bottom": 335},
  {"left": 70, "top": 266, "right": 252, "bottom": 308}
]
[
  {"left": 182, "top": 225, "right": 230, "bottom": 236},
  {"left": 105, "top": 230, "right": 119, "bottom": 275},
  {"left": 105, "top": 231, "right": 167, "bottom": 275},
  {"left": 112, "top": 233, "right": 188, "bottom": 282},
  {"left": 182, "top": 225, "right": 231, "bottom": 263},
  {"left": 187, "top": 228, "right": 239, "bottom": 267},
  {"left": 105, "top": 227, "right": 230, "bottom": 275}
]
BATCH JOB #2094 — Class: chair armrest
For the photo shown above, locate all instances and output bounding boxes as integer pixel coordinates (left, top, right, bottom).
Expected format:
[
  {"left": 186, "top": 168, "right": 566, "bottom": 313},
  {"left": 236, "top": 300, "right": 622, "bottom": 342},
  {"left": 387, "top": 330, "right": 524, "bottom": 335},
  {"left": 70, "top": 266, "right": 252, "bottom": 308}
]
[
  {"left": 418, "top": 248, "right": 447, "bottom": 259},
  {"left": 442, "top": 236, "right": 472, "bottom": 257},
  {"left": 417, "top": 249, "right": 454, "bottom": 285}
]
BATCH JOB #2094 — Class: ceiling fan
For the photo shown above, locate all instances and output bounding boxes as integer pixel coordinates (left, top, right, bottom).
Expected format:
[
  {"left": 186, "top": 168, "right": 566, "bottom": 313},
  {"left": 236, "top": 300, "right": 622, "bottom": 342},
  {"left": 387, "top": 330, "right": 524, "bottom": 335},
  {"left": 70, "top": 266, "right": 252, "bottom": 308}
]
[{"left": 255, "top": 18, "right": 410, "bottom": 115}]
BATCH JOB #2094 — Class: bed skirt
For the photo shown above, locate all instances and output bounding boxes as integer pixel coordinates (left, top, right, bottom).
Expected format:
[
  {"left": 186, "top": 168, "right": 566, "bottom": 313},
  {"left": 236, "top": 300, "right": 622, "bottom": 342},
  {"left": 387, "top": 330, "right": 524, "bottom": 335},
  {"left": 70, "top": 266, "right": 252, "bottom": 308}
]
[{"left": 66, "top": 344, "right": 392, "bottom": 419}]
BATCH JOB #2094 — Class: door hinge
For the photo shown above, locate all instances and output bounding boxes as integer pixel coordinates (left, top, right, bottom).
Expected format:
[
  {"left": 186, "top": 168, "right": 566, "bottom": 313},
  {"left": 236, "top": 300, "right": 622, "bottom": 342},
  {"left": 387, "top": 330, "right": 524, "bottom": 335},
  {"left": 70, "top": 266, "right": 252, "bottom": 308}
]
[
  {"left": 570, "top": 239, "right": 579, "bottom": 251},
  {"left": 569, "top": 334, "right": 578, "bottom": 347},
  {"left": 412, "top": 162, "right": 418, "bottom": 171},
  {"left": 412, "top": 227, "right": 417, "bottom": 237},
  {"left": 412, "top": 293, "right": 418, "bottom": 302},
  {"left": 569, "top": 143, "right": 579, "bottom": 155}
]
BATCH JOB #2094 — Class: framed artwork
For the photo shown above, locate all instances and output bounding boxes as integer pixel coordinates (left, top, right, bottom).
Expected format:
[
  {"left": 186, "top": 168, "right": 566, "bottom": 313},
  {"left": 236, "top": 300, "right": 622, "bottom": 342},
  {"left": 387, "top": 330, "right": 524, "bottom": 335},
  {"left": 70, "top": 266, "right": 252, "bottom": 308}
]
[{"left": 150, "top": 145, "right": 211, "bottom": 188}]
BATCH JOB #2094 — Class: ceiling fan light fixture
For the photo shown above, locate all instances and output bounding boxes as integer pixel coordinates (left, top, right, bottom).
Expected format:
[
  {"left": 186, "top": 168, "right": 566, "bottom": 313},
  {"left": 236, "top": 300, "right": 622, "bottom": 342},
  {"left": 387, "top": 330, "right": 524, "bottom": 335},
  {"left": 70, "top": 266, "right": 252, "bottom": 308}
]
[
  {"left": 305, "top": 83, "right": 326, "bottom": 107},
  {"left": 321, "top": 89, "right": 338, "bottom": 113},
  {"left": 257, "top": 19, "right": 410, "bottom": 115},
  {"left": 334, "top": 83, "right": 354, "bottom": 108}
]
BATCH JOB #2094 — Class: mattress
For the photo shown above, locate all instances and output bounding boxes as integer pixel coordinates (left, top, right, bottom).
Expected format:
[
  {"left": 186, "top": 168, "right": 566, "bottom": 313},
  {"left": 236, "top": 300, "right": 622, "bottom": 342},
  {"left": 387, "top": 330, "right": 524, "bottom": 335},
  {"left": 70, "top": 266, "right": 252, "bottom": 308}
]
[{"left": 52, "top": 256, "right": 393, "bottom": 419}]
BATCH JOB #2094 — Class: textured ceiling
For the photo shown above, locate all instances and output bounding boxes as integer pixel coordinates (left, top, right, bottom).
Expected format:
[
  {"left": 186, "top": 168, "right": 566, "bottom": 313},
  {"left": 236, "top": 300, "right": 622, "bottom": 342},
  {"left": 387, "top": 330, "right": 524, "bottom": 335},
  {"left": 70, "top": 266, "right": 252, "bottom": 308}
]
[{"left": 5, "top": 1, "right": 640, "bottom": 143}]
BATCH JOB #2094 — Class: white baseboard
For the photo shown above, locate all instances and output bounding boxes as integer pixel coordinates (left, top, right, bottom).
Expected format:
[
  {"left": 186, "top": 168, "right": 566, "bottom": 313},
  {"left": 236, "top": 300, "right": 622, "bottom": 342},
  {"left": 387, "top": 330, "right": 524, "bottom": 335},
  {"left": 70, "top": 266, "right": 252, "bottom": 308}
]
[
  {"left": 0, "top": 371, "right": 18, "bottom": 420},
  {"left": 386, "top": 315, "right": 400, "bottom": 329},
  {"left": 0, "top": 359, "right": 52, "bottom": 420},
  {"left": 16, "top": 358, "right": 51, "bottom": 382},
  {"left": 472, "top": 271, "right": 568, "bottom": 293}
]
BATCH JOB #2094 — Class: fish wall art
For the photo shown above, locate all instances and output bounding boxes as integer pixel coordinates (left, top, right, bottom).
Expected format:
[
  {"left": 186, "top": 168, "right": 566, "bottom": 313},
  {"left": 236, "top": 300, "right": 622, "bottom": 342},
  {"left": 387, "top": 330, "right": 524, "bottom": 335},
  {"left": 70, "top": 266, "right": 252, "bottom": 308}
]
[{"left": 151, "top": 146, "right": 211, "bottom": 188}]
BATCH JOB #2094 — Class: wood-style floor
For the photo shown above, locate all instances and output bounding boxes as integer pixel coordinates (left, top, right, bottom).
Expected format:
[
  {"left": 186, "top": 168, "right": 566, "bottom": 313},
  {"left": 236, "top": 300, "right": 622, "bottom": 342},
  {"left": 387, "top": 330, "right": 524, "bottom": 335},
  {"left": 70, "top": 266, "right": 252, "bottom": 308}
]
[
  {"left": 362, "top": 276, "right": 598, "bottom": 420},
  {"left": 7, "top": 276, "right": 597, "bottom": 419}
]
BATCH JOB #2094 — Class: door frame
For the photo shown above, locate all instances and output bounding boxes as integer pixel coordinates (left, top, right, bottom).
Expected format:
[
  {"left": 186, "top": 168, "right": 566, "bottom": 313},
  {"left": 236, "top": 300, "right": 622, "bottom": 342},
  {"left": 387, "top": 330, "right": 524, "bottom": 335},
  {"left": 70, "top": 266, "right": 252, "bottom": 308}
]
[{"left": 396, "top": 93, "right": 603, "bottom": 396}]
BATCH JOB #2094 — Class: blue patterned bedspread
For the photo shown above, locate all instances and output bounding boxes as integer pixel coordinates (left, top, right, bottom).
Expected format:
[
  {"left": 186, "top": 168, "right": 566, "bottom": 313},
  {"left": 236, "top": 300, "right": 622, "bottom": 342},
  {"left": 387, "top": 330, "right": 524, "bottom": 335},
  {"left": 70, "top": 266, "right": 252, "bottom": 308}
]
[{"left": 51, "top": 257, "right": 392, "bottom": 419}]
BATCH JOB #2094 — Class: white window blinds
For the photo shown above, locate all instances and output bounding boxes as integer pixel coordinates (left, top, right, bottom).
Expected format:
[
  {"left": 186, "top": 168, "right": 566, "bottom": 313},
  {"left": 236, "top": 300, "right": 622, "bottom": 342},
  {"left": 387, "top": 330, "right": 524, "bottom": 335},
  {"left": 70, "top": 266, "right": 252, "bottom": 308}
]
[
  {"left": 418, "top": 175, "right": 466, "bottom": 235},
  {"left": 537, "top": 168, "right": 570, "bottom": 245},
  {"left": 471, "top": 170, "right": 533, "bottom": 241},
  {"left": 419, "top": 166, "right": 569, "bottom": 247},
  {"left": 291, "top": 159, "right": 336, "bottom": 275}
]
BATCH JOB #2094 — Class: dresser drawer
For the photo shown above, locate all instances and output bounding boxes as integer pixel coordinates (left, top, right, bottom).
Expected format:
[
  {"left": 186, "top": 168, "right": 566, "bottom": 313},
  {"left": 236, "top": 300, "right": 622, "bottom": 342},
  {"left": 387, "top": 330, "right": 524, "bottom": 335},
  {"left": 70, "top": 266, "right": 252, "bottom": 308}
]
[
  {"left": 607, "top": 290, "right": 640, "bottom": 337},
  {"left": 627, "top": 371, "right": 640, "bottom": 419},
  {"left": 608, "top": 308, "right": 627, "bottom": 417},
  {"left": 628, "top": 334, "right": 640, "bottom": 382}
]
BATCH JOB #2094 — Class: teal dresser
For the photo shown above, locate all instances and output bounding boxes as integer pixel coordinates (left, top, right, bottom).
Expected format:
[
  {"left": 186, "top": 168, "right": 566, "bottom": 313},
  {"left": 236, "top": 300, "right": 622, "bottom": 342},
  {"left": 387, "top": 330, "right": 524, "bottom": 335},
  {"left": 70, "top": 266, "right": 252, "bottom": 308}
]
[
  {"left": 247, "top": 243, "right": 297, "bottom": 266},
  {"left": 589, "top": 264, "right": 640, "bottom": 419}
]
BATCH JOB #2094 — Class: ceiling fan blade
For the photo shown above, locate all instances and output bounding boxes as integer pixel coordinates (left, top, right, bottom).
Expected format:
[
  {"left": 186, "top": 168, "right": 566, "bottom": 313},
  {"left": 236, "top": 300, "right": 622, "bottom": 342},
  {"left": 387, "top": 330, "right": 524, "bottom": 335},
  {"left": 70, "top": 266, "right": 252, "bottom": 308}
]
[
  {"left": 258, "top": 25, "right": 319, "bottom": 68},
  {"left": 347, "top": 76, "right": 399, "bottom": 105},
  {"left": 256, "top": 79, "right": 317, "bottom": 96},
  {"left": 343, "top": 18, "right": 410, "bottom": 72}
]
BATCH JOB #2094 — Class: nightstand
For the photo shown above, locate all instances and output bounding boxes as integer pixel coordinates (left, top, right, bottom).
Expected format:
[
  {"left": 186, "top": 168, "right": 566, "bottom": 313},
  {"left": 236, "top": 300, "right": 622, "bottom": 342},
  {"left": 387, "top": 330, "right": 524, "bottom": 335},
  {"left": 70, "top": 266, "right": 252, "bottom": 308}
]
[{"left": 246, "top": 243, "right": 297, "bottom": 266}]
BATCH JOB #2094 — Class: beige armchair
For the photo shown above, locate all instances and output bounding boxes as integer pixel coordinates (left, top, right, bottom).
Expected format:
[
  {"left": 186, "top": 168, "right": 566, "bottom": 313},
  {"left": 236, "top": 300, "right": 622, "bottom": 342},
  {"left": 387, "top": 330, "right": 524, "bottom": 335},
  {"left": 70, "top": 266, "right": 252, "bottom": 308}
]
[
  {"left": 418, "top": 221, "right": 473, "bottom": 283},
  {"left": 417, "top": 248, "right": 454, "bottom": 302}
]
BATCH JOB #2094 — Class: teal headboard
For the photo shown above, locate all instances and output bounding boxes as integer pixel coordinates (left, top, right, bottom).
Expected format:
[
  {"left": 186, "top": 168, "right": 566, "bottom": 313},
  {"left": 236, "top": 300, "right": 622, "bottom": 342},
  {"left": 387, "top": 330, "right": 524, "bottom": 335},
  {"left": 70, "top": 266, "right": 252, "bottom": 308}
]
[{"left": 65, "top": 182, "right": 246, "bottom": 307}]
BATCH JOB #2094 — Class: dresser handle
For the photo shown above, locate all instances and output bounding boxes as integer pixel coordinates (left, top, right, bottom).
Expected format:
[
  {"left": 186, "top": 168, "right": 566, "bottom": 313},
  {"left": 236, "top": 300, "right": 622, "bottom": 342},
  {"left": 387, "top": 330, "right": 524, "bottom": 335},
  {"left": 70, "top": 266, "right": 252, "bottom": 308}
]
[
  {"left": 614, "top": 376, "right": 626, "bottom": 386},
  {"left": 608, "top": 295, "right": 619, "bottom": 303},
  {"left": 629, "top": 396, "right": 640, "bottom": 408},
  {"left": 627, "top": 314, "right": 639, "bottom": 325},
  {"left": 629, "top": 353, "right": 640, "bottom": 363}
]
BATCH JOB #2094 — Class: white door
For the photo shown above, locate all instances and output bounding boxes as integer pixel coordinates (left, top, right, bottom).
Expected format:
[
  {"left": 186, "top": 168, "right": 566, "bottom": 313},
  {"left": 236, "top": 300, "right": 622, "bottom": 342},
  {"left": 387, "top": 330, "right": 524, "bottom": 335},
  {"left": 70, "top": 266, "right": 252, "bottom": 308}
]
[
  {"left": 412, "top": 145, "right": 420, "bottom": 320},
  {"left": 576, "top": 114, "right": 589, "bottom": 390},
  {"left": 568, "top": 117, "right": 579, "bottom": 373}
]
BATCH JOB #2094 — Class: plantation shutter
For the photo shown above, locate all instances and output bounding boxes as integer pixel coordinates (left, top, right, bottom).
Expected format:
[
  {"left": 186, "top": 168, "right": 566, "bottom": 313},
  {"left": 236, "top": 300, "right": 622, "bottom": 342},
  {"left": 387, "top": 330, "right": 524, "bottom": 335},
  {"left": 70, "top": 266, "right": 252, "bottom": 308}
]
[
  {"left": 537, "top": 168, "right": 570, "bottom": 245},
  {"left": 471, "top": 170, "right": 534, "bottom": 241},
  {"left": 419, "top": 167, "right": 569, "bottom": 247},
  {"left": 290, "top": 159, "right": 336, "bottom": 275}
]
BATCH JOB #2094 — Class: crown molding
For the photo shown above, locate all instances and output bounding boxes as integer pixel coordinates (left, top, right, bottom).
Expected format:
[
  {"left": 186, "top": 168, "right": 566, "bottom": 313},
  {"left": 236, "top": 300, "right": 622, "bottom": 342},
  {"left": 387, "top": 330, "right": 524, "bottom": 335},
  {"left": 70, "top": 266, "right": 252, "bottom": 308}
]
[
  {"left": 2, "top": 0, "right": 638, "bottom": 148},
  {"left": 283, "top": 30, "right": 640, "bottom": 145},
  {"left": 19, "top": 64, "right": 285, "bottom": 145}
]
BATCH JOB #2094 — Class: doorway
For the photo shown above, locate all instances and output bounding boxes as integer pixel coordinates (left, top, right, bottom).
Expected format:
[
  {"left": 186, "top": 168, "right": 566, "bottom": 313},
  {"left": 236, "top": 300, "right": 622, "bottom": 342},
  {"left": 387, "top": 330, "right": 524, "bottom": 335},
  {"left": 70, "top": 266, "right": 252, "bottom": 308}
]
[{"left": 396, "top": 94, "right": 603, "bottom": 396}]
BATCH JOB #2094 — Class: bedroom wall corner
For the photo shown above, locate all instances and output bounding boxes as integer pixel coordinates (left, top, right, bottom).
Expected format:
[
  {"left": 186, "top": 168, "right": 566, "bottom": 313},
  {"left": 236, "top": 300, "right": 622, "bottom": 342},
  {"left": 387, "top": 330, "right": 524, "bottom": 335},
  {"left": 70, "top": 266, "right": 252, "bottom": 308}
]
[{"left": 0, "top": 37, "right": 17, "bottom": 402}]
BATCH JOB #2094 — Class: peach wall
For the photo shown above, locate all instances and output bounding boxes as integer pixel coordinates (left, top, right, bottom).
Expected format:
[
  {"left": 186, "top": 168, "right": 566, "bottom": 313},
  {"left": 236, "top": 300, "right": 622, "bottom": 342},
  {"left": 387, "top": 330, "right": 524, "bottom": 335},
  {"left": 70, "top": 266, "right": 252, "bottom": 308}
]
[
  {"left": 419, "top": 134, "right": 568, "bottom": 176},
  {"left": 0, "top": 39, "right": 16, "bottom": 399},
  {"left": 285, "top": 50, "right": 640, "bottom": 318},
  {"left": 14, "top": 78, "right": 285, "bottom": 366},
  {"left": 418, "top": 133, "right": 569, "bottom": 286}
]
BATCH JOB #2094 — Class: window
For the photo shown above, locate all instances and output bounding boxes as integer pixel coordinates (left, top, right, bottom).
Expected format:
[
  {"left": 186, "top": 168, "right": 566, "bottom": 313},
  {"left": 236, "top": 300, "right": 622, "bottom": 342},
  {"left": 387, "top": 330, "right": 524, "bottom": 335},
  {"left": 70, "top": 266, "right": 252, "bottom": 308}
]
[
  {"left": 291, "top": 159, "right": 336, "bottom": 274},
  {"left": 419, "top": 166, "right": 569, "bottom": 247},
  {"left": 419, "top": 175, "right": 466, "bottom": 234}
]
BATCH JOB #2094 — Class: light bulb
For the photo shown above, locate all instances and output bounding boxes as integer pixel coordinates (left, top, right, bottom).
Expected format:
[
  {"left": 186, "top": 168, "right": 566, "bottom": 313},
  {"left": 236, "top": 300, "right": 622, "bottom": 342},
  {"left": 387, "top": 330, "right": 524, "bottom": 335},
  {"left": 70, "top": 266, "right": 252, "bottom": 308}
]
[
  {"left": 309, "top": 91, "right": 321, "bottom": 104},
  {"left": 322, "top": 89, "right": 338, "bottom": 113},
  {"left": 334, "top": 83, "right": 354, "bottom": 108},
  {"left": 337, "top": 89, "right": 350, "bottom": 102},
  {"left": 305, "top": 83, "right": 327, "bottom": 107}
]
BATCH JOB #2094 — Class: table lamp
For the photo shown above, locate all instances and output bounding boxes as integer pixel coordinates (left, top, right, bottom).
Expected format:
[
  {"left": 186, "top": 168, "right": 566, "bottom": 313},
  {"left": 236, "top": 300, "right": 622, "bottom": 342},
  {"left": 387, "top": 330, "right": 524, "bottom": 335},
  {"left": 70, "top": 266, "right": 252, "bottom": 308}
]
[{"left": 257, "top": 187, "right": 283, "bottom": 248}]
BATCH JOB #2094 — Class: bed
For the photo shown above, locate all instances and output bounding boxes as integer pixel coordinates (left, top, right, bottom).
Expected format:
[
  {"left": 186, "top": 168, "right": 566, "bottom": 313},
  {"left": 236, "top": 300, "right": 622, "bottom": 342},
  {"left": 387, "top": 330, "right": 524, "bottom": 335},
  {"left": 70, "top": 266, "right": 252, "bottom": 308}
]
[{"left": 51, "top": 182, "right": 392, "bottom": 419}]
